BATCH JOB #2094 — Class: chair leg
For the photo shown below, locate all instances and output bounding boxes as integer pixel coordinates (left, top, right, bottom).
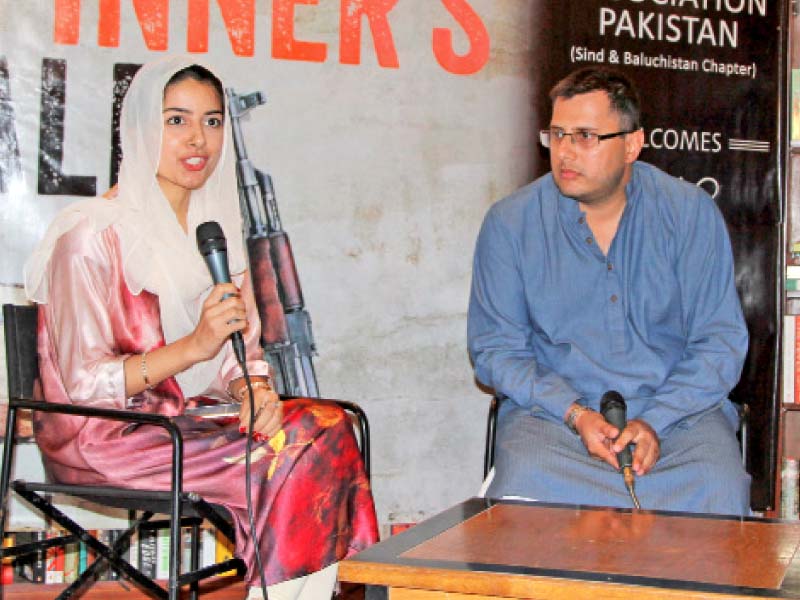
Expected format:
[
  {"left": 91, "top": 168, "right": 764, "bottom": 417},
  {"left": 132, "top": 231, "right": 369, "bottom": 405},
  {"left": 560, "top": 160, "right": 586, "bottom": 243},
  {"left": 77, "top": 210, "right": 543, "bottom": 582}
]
[
  {"left": 484, "top": 397, "right": 499, "bottom": 479},
  {"left": 190, "top": 521, "right": 200, "bottom": 600},
  {"left": 0, "top": 405, "right": 18, "bottom": 548}
]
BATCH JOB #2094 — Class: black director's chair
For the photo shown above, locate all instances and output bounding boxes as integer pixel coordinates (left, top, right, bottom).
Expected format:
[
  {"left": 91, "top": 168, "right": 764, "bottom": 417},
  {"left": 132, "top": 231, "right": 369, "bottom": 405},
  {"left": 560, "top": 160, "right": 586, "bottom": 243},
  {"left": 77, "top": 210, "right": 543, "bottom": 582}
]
[{"left": 0, "top": 303, "right": 371, "bottom": 599}]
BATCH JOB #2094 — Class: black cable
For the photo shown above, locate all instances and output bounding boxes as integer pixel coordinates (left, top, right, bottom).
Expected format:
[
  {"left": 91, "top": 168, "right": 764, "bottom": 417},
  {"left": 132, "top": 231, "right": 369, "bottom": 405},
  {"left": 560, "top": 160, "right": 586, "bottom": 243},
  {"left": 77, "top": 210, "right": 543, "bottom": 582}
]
[{"left": 238, "top": 361, "right": 269, "bottom": 600}]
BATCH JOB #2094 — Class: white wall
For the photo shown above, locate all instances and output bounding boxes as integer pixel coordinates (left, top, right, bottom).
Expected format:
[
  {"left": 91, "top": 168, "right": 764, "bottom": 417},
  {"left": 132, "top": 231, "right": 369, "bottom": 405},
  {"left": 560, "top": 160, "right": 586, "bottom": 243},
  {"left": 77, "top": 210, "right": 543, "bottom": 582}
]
[{"left": 0, "top": 1, "right": 542, "bottom": 529}]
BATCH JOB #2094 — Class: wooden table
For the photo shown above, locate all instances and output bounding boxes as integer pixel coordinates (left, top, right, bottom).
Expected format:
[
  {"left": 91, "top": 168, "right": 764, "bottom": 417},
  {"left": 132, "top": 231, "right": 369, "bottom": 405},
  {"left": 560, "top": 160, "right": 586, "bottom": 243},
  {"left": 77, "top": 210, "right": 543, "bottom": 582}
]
[{"left": 340, "top": 498, "right": 800, "bottom": 599}]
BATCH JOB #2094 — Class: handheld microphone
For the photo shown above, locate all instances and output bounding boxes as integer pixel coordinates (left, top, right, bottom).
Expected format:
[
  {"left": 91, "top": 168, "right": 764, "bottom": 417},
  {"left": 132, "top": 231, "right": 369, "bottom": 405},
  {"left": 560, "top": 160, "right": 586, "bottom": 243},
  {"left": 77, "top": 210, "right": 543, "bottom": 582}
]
[
  {"left": 600, "top": 390, "right": 641, "bottom": 509},
  {"left": 196, "top": 221, "right": 247, "bottom": 367}
]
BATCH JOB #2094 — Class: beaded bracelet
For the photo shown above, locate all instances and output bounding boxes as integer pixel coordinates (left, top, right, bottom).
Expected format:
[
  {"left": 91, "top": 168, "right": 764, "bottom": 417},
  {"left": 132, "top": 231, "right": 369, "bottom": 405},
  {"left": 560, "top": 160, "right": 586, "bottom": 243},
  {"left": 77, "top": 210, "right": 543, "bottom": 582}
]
[{"left": 140, "top": 352, "right": 153, "bottom": 390}]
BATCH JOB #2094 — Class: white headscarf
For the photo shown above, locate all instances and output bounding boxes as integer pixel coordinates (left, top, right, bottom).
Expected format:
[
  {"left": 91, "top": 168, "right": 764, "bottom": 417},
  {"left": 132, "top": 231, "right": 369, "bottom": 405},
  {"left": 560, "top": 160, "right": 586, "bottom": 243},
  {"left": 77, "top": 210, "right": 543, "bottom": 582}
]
[{"left": 25, "top": 55, "right": 246, "bottom": 396}]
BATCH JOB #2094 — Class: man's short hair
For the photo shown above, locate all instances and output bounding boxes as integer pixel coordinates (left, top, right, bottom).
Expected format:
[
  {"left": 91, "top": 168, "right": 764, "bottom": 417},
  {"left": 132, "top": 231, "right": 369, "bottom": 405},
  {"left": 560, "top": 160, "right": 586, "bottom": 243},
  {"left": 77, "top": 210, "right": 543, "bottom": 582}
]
[{"left": 550, "top": 67, "right": 641, "bottom": 131}]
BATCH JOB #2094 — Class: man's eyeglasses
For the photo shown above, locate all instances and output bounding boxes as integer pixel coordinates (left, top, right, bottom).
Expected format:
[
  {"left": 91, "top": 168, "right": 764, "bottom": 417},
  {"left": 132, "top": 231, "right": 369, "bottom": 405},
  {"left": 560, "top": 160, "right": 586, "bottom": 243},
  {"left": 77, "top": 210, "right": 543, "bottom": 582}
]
[{"left": 539, "top": 128, "right": 635, "bottom": 150}]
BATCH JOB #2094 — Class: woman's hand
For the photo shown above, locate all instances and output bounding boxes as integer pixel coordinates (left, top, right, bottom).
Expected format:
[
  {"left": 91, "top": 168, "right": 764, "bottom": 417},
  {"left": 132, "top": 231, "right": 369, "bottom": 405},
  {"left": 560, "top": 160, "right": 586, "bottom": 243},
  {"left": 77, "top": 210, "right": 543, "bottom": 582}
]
[
  {"left": 239, "top": 385, "right": 283, "bottom": 439},
  {"left": 188, "top": 283, "right": 247, "bottom": 362}
]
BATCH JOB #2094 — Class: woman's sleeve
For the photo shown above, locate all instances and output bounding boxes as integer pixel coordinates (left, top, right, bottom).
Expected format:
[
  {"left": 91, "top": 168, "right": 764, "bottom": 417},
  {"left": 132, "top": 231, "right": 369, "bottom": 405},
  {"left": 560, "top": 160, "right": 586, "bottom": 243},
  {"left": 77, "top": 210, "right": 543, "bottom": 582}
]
[
  {"left": 40, "top": 220, "right": 128, "bottom": 408},
  {"left": 212, "top": 271, "right": 271, "bottom": 395}
]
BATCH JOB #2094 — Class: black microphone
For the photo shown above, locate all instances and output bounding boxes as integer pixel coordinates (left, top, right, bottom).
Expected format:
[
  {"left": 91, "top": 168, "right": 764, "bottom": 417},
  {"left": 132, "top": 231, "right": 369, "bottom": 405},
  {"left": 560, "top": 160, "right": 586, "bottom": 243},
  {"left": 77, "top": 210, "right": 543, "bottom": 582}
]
[
  {"left": 600, "top": 390, "right": 640, "bottom": 509},
  {"left": 196, "top": 221, "right": 247, "bottom": 367},
  {"left": 600, "top": 391, "right": 632, "bottom": 470}
]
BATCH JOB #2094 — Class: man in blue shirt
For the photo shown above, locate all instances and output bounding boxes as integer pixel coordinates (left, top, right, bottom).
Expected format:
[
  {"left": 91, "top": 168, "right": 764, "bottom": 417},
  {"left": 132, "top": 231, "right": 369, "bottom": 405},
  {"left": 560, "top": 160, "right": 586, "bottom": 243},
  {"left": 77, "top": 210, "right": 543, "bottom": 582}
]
[{"left": 467, "top": 67, "right": 750, "bottom": 515}]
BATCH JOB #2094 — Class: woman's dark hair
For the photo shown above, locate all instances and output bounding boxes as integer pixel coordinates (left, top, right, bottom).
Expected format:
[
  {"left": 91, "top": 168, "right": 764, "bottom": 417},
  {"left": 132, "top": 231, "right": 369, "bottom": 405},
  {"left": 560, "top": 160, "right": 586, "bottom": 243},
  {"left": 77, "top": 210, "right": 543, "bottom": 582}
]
[
  {"left": 165, "top": 64, "right": 223, "bottom": 103},
  {"left": 549, "top": 67, "right": 641, "bottom": 131}
]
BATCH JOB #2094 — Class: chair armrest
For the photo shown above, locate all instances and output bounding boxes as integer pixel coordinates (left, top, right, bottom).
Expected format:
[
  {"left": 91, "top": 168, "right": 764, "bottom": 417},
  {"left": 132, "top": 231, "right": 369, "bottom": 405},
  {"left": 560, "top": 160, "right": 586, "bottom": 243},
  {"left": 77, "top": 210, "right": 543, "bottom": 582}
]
[
  {"left": 9, "top": 397, "right": 178, "bottom": 431},
  {"left": 279, "top": 394, "right": 370, "bottom": 478},
  {"left": 9, "top": 398, "right": 185, "bottom": 491}
]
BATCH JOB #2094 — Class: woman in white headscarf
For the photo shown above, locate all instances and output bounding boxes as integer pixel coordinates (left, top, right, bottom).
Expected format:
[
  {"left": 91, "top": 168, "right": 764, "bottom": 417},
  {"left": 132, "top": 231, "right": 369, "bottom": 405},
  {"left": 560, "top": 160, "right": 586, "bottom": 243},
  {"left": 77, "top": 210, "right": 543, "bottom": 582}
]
[{"left": 24, "top": 55, "right": 378, "bottom": 600}]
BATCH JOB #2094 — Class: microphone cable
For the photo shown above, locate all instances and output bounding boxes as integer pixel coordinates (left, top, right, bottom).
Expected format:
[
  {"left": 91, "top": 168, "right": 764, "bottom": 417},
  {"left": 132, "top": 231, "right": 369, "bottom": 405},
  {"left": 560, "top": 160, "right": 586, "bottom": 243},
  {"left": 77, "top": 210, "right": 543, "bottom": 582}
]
[
  {"left": 622, "top": 466, "right": 641, "bottom": 510},
  {"left": 238, "top": 359, "right": 269, "bottom": 600},
  {"left": 197, "top": 221, "right": 269, "bottom": 597}
]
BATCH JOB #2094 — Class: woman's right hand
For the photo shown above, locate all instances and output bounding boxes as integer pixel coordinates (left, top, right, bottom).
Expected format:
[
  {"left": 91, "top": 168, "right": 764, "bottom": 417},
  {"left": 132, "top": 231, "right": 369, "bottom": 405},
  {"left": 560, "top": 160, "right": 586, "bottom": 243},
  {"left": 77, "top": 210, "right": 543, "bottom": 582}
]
[{"left": 188, "top": 283, "right": 248, "bottom": 362}]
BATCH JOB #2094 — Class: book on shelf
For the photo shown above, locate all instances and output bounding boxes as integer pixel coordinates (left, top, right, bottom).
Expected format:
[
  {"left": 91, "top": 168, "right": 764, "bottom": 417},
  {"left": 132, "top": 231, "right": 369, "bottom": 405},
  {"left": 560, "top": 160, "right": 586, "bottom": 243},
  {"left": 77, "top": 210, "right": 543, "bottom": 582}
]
[
  {"left": 45, "top": 530, "right": 65, "bottom": 584},
  {"left": 5, "top": 524, "right": 224, "bottom": 584},
  {"left": 99, "top": 529, "right": 123, "bottom": 580},
  {"left": 78, "top": 538, "right": 87, "bottom": 575},
  {"left": 62, "top": 538, "right": 79, "bottom": 584},
  {"left": 214, "top": 527, "right": 237, "bottom": 577},
  {"left": 784, "top": 315, "right": 800, "bottom": 404},
  {"left": 15, "top": 531, "right": 46, "bottom": 583},
  {"left": 782, "top": 457, "right": 800, "bottom": 519},
  {"left": 201, "top": 527, "right": 216, "bottom": 571},
  {"left": 155, "top": 527, "right": 170, "bottom": 581},
  {"left": 793, "top": 69, "right": 800, "bottom": 144},
  {"left": 2, "top": 534, "right": 15, "bottom": 585},
  {"left": 138, "top": 526, "right": 157, "bottom": 579}
]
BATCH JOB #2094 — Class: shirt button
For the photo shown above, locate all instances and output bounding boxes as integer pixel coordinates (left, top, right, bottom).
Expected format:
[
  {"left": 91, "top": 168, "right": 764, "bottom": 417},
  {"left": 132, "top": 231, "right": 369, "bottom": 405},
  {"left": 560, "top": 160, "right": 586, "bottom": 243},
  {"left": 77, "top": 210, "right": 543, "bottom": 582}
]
[
  {"left": 586, "top": 237, "right": 593, "bottom": 245},
  {"left": 607, "top": 263, "right": 613, "bottom": 271},
  {"left": 578, "top": 216, "right": 585, "bottom": 224},
  {"left": 610, "top": 294, "right": 618, "bottom": 303}
]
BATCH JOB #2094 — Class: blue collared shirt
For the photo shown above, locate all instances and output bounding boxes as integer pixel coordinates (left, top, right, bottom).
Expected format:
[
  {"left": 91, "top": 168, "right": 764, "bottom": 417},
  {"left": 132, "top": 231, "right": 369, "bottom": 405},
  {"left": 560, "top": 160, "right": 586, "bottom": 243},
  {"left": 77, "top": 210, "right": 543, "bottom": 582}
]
[{"left": 467, "top": 161, "right": 748, "bottom": 436}]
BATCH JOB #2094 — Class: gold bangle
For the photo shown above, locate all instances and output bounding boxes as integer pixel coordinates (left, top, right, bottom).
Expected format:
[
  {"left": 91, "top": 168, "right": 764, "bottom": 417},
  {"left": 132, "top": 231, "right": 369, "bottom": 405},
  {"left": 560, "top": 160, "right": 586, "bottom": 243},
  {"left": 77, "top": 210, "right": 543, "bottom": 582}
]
[
  {"left": 140, "top": 352, "right": 153, "bottom": 390},
  {"left": 228, "top": 376, "right": 270, "bottom": 400},
  {"left": 237, "top": 380, "right": 272, "bottom": 402}
]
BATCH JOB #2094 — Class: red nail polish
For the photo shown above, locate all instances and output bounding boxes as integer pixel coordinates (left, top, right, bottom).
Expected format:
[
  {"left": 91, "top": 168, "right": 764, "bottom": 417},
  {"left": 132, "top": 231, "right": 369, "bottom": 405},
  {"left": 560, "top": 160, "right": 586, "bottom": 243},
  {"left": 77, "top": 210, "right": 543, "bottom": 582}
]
[{"left": 239, "top": 426, "right": 246, "bottom": 434}]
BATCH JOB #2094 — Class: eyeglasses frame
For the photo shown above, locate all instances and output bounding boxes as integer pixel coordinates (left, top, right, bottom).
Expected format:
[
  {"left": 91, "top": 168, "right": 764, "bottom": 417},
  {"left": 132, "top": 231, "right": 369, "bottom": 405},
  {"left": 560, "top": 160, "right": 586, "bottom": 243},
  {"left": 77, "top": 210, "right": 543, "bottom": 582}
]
[{"left": 539, "top": 128, "right": 637, "bottom": 149}]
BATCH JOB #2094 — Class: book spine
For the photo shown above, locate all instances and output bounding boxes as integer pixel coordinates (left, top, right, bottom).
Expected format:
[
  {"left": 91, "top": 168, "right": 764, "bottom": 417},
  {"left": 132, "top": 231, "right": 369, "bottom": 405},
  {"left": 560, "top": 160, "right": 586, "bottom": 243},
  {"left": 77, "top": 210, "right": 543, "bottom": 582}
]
[
  {"left": 78, "top": 540, "right": 87, "bottom": 575},
  {"left": 785, "top": 315, "right": 796, "bottom": 405},
  {"left": 45, "top": 531, "right": 65, "bottom": 584},
  {"left": 104, "top": 530, "right": 122, "bottom": 580},
  {"left": 138, "top": 528, "right": 157, "bottom": 579},
  {"left": 181, "top": 527, "right": 194, "bottom": 574},
  {"left": 19, "top": 531, "right": 46, "bottom": 583},
  {"left": 86, "top": 529, "right": 99, "bottom": 577},
  {"left": 201, "top": 528, "right": 216, "bottom": 570},
  {"left": 2, "top": 534, "right": 15, "bottom": 585},
  {"left": 782, "top": 457, "right": 800, "bottom": 519},
  {"left": 214, "top": 528, "right": 236, "bottom": 577},
  {"left": 127, "top": 529, "right": 138, "bottom": 576},
  {"left": 156, "top": 528, "right": 170, "bottom": 581},
  {"left": 794, "top": 316, "right": 800, "bottom": 404},
  {"left": 793, "top": 68, "right": 800, "bottom": 142},
  {"left": 63, "top": 539, "right": 79, "bottom": 584}
]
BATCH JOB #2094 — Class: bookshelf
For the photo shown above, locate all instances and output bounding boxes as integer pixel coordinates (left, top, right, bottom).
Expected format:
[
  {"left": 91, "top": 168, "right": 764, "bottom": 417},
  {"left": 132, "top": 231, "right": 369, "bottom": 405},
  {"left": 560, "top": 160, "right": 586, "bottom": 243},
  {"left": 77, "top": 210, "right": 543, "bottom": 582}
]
[
  {"left": 3, "top": 579, "right": 246, "bottom": 599},
  {"left": 782, "top": 2, "right": 800, "bottom": 519}
]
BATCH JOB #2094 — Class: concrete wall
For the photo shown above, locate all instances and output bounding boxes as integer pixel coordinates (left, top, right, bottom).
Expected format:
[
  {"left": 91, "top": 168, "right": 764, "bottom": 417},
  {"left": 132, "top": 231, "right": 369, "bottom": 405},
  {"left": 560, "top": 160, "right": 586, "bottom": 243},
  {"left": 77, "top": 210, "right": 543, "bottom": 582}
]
[{"left": 0, "top": 1, "right": 543, "bottom": 530}]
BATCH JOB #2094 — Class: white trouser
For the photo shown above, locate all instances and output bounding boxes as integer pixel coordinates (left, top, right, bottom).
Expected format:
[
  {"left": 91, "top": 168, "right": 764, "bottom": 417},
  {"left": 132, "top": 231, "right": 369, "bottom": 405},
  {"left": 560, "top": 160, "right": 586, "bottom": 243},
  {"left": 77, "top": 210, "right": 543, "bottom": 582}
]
[{"left": 247, "top": 563, "right": 338, "bottom": 600}]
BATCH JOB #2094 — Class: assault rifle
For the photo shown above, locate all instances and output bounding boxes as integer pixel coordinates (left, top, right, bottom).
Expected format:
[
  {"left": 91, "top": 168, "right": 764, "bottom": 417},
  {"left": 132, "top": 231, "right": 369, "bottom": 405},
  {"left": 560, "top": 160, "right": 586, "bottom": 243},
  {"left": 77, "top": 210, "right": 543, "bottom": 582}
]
[{"left": 226, "top": 88, "right": 319, "bottom": 397}]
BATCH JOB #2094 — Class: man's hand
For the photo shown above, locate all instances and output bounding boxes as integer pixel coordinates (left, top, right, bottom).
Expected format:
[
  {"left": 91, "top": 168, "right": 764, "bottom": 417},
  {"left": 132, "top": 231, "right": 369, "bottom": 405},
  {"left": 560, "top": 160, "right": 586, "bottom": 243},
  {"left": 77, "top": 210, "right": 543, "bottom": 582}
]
[
  {"left": 574, "top": 409, "right": 621, "bottom": 469},
  {"left": 573, "top": 409, "right": 660, "bottom": 475},
  {"left": 612, "top": 419, "right": 660, "bottom": 476}
]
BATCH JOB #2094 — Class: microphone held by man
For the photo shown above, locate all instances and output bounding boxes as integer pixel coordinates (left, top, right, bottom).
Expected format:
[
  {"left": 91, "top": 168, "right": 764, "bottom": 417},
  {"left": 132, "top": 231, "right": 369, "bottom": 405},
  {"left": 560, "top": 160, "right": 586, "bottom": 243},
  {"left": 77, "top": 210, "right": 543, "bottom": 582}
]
[{"left": 600, "top": 391, "right": 641, "bottom": 509}]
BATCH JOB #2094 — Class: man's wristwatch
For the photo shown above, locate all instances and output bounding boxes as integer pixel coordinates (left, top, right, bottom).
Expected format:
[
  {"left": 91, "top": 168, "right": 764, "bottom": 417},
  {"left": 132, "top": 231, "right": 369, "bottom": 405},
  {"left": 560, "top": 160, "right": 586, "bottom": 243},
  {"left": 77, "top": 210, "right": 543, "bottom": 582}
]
[{"left": 565, "top": 404, "right": 594, "bottom": 435}]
